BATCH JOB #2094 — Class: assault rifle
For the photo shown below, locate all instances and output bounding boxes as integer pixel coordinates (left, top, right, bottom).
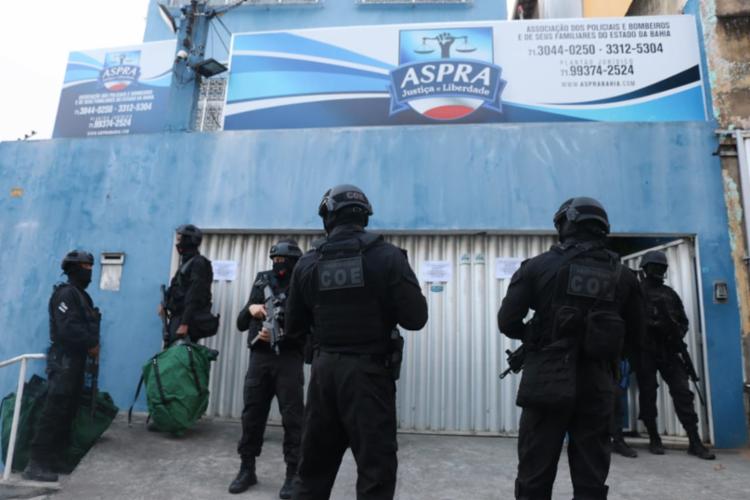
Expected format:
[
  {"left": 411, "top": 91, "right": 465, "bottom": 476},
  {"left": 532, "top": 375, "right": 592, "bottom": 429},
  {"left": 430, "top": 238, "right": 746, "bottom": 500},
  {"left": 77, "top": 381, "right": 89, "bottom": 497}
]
[
  {"left": 499, "top": 345, "right": 526, "bottom": 379},
  {"left": 675, "top": 340, "right": 706, "bottom": 407},
  {"left": 86, "top": 353, "right": 99, "bottom": 418},
  {"left": 251, "top": 284, "right": 286, "bottom": 355},
  {"left": 88, "top": 306, "right": 102, "bottom": 418},
  {"left": 653, "top": 298, "right": 707, "bottom": 407}
]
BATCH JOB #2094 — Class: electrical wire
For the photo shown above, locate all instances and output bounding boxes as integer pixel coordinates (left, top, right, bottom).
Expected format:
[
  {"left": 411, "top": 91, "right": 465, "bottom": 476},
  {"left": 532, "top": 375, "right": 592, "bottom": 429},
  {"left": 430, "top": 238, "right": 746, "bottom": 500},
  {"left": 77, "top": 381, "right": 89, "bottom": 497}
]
[
  {"left": 214, "top": 0, "right": 249, "bottom": 17},
  {"left": 214, "top": 14, "right": 233, "bottom": 40},
  {"left": 210, "top": 20, "right": 230, "bottom": 56}
]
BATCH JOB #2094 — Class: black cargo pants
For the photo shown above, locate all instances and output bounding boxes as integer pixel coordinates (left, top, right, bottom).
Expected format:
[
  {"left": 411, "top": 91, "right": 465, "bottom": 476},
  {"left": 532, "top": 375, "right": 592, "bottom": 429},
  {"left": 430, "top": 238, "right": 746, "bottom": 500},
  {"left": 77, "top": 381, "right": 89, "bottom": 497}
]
[
  {"left": 29, "top": 345, "right": 86, "bottom": 466},
  {"left": 293, "top": 351, "right": 397, "bottom": 500},
  {"left": 237, "top": 349, "right": 304, "bottom": 466},
  {"left": 515, "top": 359, "right": 615, "bottom": 500},
  {"left": 636, "top": 351, "right": 698, "bottom": 429}
]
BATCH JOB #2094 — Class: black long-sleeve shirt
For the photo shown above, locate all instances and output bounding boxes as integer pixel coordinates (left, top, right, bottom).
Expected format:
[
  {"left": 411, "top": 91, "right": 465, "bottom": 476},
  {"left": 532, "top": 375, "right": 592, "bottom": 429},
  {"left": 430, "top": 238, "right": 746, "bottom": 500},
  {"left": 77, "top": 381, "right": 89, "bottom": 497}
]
[
  {"left": 498, "top": 240, "right": 645, "bottom": 355},
  {"left": 640, "top": 277, "right": 689, "bottom": 352},
  {"left": 167, "top": 252, "right": 213, "bottom": 325},
  {"left": 49, "top": 282, "right": 100, "bottom": 354}
]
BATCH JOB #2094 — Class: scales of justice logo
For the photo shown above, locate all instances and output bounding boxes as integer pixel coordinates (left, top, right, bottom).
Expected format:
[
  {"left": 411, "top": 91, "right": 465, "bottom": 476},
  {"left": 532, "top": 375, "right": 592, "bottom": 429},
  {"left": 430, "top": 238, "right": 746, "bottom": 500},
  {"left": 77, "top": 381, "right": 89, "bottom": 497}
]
[
  {"left": 100, "top": 50, "right": 142, "bottom": 92},
  {"left": 389, "top": 27, "right": 507, "bottom": 121}
]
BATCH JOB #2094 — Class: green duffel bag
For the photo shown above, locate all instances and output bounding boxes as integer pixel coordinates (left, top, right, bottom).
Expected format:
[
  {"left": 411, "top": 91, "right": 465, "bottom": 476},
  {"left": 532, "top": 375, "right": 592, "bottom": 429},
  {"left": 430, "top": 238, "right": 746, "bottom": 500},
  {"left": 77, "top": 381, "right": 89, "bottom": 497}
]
[
  {"left": 1, "top": 376, "right": 118, "bottom": 473},
  {"left": 129, "top": 341, "right": 218, "bottom": 436},
  {"left": 1, "top": 375, "right": 48, "bottom": 472},
  {"left": 58, "top": 390, "right": 119, "bottom": 474}
]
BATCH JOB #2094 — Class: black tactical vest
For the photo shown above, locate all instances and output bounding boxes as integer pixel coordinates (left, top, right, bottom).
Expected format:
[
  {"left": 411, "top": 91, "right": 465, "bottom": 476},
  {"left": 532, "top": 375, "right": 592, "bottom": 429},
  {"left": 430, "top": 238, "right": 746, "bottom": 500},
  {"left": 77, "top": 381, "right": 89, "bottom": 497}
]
[
  {"left": 166, "top": 254, "right": 210, "bottom": 314},
  {"left": 548, "top": 247, "right": 626, "bottom": 360},
  {"left": 312, "top": 233, "right": 389, "bottom": 353},
  {"left": 641, "top": 281, "right": 683, "bottom": 340},
  {"left": 49, "top": 283, "right": 101, "bottom": 347}
]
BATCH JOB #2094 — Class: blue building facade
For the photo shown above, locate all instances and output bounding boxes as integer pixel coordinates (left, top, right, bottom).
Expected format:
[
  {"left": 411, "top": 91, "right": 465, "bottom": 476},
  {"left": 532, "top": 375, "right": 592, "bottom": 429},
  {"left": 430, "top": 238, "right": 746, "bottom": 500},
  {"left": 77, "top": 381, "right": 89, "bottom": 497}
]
[{"left": 1, "top": 0, "right": 747, "bottom": 449}]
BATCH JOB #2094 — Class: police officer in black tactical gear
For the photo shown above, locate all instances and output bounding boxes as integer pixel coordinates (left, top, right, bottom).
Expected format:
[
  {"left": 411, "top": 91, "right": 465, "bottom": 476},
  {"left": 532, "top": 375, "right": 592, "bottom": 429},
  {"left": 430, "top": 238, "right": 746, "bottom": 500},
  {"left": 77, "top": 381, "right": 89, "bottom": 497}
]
[
  {"left": 285, "top": 184, "right": 428, "bottom": 500},
  {"left": 160, "top": 224, "right": 213, "bottom": 346},
  {"left": 635, "top": 250, "right": 715, "bottom": 460},
  {"left": 498, "top": 197, "right": 645, "bottom": 500},
  {"left": 24, "top": 250, "right": 101, "bottom": 482},
  {"left": 229, "top": 239, "right": 305, "bottom": 498}
]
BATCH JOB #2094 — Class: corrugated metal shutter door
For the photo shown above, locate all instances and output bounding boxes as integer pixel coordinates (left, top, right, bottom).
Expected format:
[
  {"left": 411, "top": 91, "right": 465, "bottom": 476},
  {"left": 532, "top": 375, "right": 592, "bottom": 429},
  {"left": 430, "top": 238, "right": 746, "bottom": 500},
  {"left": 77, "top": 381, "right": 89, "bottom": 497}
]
[
  {"left": 388, "top": 234, "right": 554, "bottom": 434},
  {"left": 196, "top": 233, "right": 555, "bottom": 434},
  {"left": 622, "top": 239, "right": 710, "bottom": 441}
]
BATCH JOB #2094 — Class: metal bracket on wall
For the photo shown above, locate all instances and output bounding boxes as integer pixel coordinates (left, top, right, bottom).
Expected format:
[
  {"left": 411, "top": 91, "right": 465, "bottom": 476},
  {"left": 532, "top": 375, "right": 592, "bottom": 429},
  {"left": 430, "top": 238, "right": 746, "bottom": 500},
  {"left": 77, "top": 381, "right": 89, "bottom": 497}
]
[{"left": 714, "top": 130, "right": 740, "bottom": 157}]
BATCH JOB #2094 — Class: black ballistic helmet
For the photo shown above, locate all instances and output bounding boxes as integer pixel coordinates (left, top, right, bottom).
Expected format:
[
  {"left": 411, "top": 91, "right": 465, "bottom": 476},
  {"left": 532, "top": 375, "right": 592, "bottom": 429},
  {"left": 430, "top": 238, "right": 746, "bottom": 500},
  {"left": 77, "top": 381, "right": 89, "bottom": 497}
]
[
  {"left": 270, "top": 239, "right": 303, "bottom": 260},
  {"left": 318, "top": 184, "right": 373, "bottom": 218},
  {"left": 641, "top": 250, "right": 668, "bottom": 272},
  {"left": 176, "top": 224, "right": 203, "bottom": 247},
  {"left": 553, "top": 197, "right": 610, "bottom": 235},
  {"left": 61, "top": 250, "right": 94, "bottom": 272}
]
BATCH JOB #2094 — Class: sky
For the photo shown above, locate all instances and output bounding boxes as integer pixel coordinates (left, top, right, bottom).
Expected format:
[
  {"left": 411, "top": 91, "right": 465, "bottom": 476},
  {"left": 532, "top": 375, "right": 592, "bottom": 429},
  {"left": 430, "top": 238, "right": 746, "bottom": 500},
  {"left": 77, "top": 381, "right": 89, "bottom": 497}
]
[{"left": 0, "top": 0, "right": 151, "bottom": 142}]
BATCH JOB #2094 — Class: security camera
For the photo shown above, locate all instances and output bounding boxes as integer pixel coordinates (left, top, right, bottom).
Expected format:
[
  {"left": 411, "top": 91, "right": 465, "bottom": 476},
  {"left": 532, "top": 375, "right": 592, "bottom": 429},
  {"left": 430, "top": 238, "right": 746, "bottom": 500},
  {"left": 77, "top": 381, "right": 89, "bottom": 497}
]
[{"left": 176, "top": 49, "right": 189, "bottom": 60}]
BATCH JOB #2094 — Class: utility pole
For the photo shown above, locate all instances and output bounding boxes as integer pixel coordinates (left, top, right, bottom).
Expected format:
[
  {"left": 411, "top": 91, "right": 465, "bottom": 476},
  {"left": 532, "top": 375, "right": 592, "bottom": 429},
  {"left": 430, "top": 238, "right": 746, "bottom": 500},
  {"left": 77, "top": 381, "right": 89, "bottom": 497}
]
[{"left": 165, "top": 0, "right": 212, "bottom": 132}]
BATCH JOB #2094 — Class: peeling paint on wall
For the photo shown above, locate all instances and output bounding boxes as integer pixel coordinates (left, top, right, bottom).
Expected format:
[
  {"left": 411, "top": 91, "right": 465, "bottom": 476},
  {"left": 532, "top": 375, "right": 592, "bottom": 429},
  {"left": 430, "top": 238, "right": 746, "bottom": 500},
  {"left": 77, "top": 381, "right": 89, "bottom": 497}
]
[
  {"left": 627, "top": 0, "right": 688, "bottom": 15},
  {"left": 722, "top": 170, "right": 750, "bottom": 325},
  {"left": 724, "top": 174, "right": 744, "bottom": 223},
  {"left": 699, "top": 0, "right": 750, "bottom": 128}
]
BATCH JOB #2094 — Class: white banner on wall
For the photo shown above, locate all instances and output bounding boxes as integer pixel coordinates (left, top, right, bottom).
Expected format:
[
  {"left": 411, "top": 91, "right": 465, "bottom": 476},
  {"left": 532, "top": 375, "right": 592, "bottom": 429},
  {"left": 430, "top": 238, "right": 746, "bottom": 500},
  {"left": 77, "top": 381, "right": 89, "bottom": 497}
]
[
  {"left": 53, "top": 40, "right": 176, "bottom": 138},
  {"left": 225, "top": 15, "right": 706, "bottom": 130}
]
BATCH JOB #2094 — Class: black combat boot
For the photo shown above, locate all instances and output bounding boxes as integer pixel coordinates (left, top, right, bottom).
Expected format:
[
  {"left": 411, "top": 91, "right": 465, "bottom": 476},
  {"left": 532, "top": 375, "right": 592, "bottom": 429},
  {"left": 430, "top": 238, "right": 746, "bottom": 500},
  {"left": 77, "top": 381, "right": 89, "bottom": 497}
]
[
  {"left": 612, "top": 438, "right": 638, "bottom": 458},
  {"left": 279, "top": 462, "right": 296, "bottom": 499},
  {"left": 228, "top": 457, "right": 257, "bottom": 494},
  {"left": 22, "top": 459, "right": 59, "bottom": 482},
  {"left": 687, "top": 428, "right": 716, "bottom": 460},
  {"left": 644, "top": 421, "right": 665, "bottom": 455},
  {"left": 648, "top": 435, "right": 665, "bottom": 455}
]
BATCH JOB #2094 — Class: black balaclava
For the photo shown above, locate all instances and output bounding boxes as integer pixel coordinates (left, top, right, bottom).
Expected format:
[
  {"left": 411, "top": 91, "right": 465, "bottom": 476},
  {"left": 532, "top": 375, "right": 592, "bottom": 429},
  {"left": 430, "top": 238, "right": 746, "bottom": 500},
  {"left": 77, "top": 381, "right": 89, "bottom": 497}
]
[
  {"left": 273, "top": 258, "right": 297, "bottom": 280},
  {"left": 67, "top": 265, "right": 92, "bottom": 289},
  {"left": 643, "top": 263, "right": 667, "bottom": 284},
  {"left": 176, "top": 236, "right": 199, "bottom": 260}
]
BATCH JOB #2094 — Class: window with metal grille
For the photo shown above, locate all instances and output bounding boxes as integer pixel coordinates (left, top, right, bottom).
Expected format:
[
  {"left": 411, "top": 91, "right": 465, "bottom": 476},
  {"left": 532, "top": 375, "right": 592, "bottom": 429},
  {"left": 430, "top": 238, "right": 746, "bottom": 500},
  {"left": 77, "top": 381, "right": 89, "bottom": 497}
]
[{"left": 193, "top": 76, "right": 227, "bottom": 132}]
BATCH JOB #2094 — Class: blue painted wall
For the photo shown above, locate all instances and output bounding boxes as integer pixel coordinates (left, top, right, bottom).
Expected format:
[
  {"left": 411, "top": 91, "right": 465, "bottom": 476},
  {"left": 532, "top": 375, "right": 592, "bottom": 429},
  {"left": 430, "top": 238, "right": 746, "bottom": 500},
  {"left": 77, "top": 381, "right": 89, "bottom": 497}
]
[
  {"left": 0, "top": 121, "right": 746, "bottom": 447},
  {"left": 144, "top": 1, "right": 507, "bottom": 61}
]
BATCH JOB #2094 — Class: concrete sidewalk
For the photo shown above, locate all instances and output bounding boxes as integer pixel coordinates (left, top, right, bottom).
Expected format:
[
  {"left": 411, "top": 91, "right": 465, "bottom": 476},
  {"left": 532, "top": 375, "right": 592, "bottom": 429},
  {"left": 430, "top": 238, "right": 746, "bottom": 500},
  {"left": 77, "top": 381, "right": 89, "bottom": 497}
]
[{"left": 3, "top": 415, "right": 749, "bottom": 499}]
